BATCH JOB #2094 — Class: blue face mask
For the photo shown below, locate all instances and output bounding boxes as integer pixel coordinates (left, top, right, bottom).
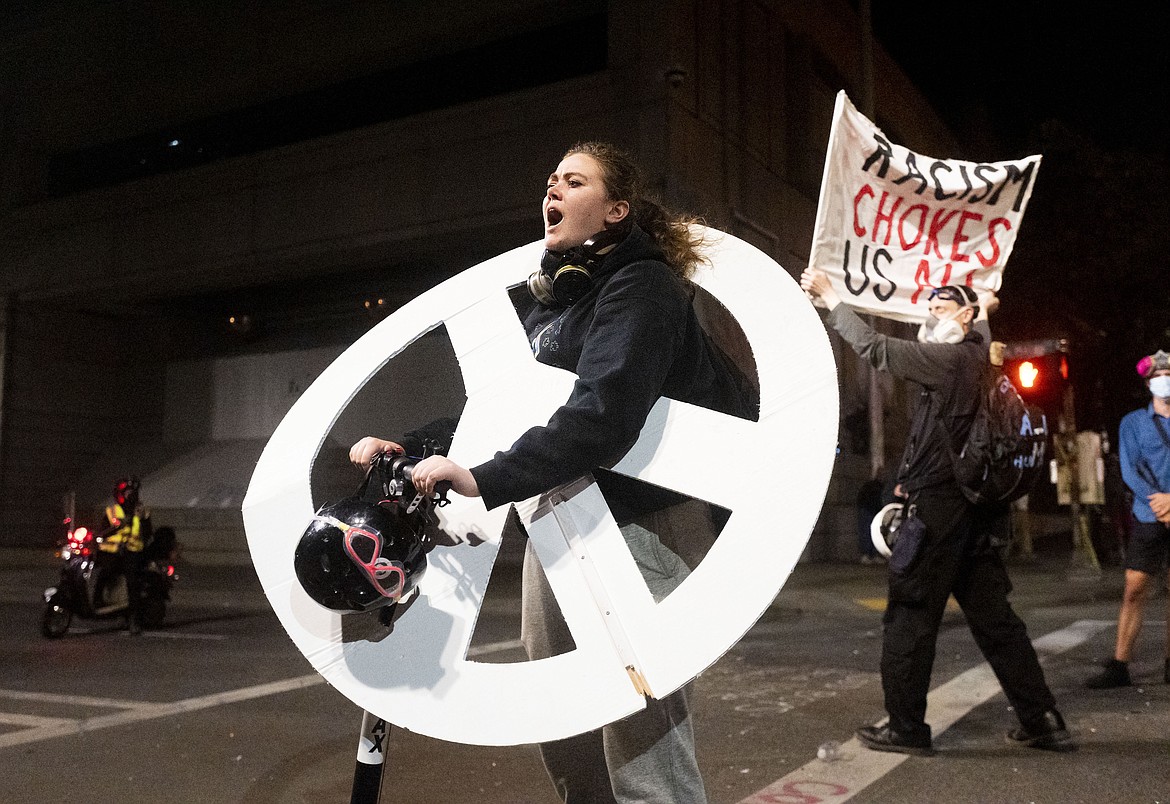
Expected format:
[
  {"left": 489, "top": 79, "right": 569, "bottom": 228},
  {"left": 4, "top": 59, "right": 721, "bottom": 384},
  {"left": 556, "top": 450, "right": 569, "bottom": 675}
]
[{"left": 1150, "top": 375, "right": 1170, "bottom": 399}]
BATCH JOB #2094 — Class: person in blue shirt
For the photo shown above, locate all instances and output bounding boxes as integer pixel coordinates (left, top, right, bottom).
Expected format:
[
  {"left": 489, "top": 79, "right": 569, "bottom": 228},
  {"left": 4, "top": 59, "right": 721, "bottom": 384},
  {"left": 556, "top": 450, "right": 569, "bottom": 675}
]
[{"left": 1087, "top": 349, "right": 1170, "bottom": 688}]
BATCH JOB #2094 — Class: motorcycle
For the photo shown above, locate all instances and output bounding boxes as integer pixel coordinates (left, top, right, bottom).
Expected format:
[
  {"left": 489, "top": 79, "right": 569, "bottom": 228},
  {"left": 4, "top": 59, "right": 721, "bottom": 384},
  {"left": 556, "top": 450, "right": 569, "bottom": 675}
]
[{"left": 41, "top": 522, "right": 179, "bottom": 638}]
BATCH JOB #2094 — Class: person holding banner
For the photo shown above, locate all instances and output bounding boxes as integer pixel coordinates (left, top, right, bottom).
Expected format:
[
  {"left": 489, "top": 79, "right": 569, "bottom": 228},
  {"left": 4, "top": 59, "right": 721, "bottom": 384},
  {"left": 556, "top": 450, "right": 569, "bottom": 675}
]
[
  {"left": 800, "top": 267, "right": 1072, "bottom": 756},
  {"left": 1086, "top": 350, "right": 1170, "bottom": 689},
  {"left": 352, "top": 142, "right": 754, "bottom": 803}
]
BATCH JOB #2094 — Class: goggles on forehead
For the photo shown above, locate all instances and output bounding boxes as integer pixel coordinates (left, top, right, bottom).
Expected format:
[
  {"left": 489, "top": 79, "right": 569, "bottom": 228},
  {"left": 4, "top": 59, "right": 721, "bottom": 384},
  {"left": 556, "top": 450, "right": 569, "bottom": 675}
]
[{"left": 927, "top": 285, "right": 976, "bottom": 307}]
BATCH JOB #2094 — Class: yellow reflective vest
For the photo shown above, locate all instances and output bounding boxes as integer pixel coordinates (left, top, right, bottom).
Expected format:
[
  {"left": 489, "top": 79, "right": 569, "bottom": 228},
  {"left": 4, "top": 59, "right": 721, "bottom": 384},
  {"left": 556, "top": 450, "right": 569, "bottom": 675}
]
[{"left": 99, "top": 503, "right": 149, "bottom": 553}]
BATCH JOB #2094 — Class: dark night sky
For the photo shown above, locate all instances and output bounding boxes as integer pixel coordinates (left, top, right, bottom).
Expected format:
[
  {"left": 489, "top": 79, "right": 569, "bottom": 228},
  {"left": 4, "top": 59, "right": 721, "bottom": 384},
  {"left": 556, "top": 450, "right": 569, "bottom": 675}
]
[
  {"left": 874, "top": 3, "right": 1170, "bottom": 429},
  {"left": 875, "top": 3, "right": 1169, "bottom": 154}
]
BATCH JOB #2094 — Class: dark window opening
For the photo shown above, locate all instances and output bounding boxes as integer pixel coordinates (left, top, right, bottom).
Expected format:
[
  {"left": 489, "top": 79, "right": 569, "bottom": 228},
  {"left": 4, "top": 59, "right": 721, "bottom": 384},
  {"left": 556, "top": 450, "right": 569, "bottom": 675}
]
[{"left": 46, "top": 13, "right": 608, "bottom": 198}]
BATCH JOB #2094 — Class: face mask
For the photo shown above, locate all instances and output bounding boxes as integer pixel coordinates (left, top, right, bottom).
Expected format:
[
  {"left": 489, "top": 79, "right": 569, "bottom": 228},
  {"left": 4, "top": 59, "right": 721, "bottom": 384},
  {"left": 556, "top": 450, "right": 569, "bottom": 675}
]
[
  {"left": 1150, "top": 376, "right": 1170, "bottom": 399},
  {"left": 917, "top": 309, "right": 966, "bottom": 344}
]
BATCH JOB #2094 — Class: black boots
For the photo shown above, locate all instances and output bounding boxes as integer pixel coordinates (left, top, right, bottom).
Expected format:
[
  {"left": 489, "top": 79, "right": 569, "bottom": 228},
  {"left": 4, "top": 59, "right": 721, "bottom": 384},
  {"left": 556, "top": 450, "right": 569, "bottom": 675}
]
[
  {"left": 860, "top": 710, "right": 1076, "bottom": 755},
  {"left": 1086, "top": 658, "right": 1170, "bottom": 686},
  {"left": 1006, "top": 709, "right": 1074, "bottom": 751},
  {"left": 1085, "top": 658, "right": 1131, "bottom": 689},
  {"left": 856, "top": 724, "right": 936, "bottom": 757}
]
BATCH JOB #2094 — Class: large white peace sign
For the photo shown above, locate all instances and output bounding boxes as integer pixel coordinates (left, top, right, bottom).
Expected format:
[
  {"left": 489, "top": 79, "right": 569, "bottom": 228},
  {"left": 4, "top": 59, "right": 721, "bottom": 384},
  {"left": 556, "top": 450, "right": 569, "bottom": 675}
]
[{"left": 242, "top": 227, "right": 838, "bottom": 746}]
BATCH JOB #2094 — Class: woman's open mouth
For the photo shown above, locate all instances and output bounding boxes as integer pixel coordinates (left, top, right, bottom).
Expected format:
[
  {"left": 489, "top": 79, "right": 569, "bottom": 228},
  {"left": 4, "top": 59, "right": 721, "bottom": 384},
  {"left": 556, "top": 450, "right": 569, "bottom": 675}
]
[{"left": 546, "top": 207, "right": 564, "bottom": 228}]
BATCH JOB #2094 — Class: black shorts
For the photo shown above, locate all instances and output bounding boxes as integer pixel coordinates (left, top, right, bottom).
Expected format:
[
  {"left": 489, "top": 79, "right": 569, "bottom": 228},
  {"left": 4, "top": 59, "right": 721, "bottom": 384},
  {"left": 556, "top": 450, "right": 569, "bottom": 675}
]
[{"left": 1126, "top": 520, "right": 1170, "bottom": 575}]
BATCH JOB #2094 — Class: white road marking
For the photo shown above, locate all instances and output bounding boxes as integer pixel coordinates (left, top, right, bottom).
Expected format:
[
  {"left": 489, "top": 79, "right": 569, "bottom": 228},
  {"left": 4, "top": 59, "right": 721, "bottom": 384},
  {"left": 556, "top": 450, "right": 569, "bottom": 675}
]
[
  {"left": 0, "top": 638, "right": 525, "bottom": 750},
  {"left": 0, "top": 690, "right": 151, "bottom": 709},
  {"left": 738, "top": 619, "right": 1112, "bottom": 804},
  {"left": 0, "top": 713, "right": 76, "bottom": 728},
  {"left": 0, "top": 674, "right": 323, "bottom": 750}
]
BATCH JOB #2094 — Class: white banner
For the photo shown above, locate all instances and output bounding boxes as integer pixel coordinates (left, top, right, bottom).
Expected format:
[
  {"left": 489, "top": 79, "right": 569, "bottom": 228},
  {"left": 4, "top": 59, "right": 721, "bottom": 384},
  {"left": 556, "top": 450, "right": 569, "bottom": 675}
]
[{"left": 809, "top": 91, "right": 1041, "bottom": 323}]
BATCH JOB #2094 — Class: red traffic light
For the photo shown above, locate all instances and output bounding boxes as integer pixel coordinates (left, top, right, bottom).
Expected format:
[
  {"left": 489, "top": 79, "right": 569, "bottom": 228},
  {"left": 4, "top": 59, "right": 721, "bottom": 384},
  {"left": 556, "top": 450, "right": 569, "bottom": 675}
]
[
  {"left": 1001, "top": 340, "right": 1071, "bottom": 413},
  {"left": 1003, "top": 351, "right": 1068, "bottom": 409}
]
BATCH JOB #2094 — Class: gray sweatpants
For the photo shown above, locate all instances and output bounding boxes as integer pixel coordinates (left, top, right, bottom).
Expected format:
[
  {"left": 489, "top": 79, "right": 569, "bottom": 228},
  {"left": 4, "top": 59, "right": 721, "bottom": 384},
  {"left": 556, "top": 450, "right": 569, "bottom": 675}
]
[{"left": 520, "top": 503, "right": 710, "bottom": 804}]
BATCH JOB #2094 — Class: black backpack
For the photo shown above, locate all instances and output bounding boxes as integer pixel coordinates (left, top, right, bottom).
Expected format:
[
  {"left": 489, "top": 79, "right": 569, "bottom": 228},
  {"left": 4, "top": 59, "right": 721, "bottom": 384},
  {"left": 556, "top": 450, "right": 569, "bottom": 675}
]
[{"left": 951, "top": 368, "right": 1049, "bottom": 506}]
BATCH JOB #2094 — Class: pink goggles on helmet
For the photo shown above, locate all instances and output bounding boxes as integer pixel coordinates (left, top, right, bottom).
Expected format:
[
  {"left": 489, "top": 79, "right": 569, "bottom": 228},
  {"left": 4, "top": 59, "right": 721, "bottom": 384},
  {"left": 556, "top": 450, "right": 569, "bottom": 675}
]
[{"left": 315, "top": 514, "right": 406, "bottom": 600}]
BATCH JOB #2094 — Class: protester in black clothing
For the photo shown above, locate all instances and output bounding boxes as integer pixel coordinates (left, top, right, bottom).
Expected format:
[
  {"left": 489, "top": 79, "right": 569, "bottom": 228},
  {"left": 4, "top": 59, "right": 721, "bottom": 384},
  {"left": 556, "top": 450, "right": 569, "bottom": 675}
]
[
  {"left": 800, "top": 269, "right": 1072, "bottom": 755},
  {"left": 351, "top": 142, "right": 751, "bottom": 803}
]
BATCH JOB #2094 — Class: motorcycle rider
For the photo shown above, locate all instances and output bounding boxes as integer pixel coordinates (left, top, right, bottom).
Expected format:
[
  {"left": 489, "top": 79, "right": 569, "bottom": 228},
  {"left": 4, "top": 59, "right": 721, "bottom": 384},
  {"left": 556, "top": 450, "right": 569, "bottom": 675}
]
[{"left": 97, "top": 477, "right": 152, "bottom": 634}]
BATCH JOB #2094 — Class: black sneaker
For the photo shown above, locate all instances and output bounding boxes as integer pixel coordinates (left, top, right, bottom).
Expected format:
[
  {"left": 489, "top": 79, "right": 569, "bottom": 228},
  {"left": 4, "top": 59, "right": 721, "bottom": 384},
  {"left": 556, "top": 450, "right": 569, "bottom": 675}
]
[
  {"left": 1006, "top": 710, "right": 1074, "bottom": 752},
  {"left": 856, "top": 724, "right": 936, "bottom": 757},
  {"left": 1085, "top": 658, "right": 1131, "bottom": 689}
]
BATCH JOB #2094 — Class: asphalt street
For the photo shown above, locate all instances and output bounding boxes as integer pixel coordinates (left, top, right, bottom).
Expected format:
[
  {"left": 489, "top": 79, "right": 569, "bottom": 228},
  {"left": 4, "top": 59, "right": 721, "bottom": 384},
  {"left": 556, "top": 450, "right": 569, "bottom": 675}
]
[{"left": 2, "top": 536, "right": 1167, "bottom": 804}]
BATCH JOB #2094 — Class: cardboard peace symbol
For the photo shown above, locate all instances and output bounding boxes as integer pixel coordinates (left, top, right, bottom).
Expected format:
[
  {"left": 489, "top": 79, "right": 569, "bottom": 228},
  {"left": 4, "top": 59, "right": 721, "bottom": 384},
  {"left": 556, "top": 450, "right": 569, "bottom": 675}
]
[{"left": 242, "top": 227, "right": 838, "bottom": 746}]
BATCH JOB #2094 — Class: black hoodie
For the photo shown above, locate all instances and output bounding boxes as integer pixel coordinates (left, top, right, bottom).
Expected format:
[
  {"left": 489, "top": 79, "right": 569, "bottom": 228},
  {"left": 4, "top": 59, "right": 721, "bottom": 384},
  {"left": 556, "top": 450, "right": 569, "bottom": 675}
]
[
  {"left": 825, "top": 303, "right": 986, "bottom": 493},
  {"left": 470, "top": 224, "right": 754, "bottom": 510}
]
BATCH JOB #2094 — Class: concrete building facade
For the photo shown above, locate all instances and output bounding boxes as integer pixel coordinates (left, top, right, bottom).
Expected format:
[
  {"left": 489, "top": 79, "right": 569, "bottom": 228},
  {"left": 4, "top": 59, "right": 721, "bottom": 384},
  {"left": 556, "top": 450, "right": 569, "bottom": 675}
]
[{"left": 0, "top": 0, "right": 958, "bottom": 558}]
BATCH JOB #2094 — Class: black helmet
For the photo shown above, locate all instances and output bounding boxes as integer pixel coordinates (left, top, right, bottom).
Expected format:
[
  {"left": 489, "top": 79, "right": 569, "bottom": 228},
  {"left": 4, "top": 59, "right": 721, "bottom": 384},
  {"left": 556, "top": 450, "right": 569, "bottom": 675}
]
[
  {"left": 114, "top": 476, "right": 140, "bottom": 506},
  {"left": 294, "top": 497, "right": 427, "bottom": 614}
]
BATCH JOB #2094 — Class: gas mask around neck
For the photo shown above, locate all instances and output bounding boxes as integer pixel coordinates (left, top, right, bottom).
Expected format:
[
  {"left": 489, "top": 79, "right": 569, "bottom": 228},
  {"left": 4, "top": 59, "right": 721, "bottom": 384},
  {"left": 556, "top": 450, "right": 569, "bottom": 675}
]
[{"left": 916, "top": 309, "right": 968, "bottom": 344}]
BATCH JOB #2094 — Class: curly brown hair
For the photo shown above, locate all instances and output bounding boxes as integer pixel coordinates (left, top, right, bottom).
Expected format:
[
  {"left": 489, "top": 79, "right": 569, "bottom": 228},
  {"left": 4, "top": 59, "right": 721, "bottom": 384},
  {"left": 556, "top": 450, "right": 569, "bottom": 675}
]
[{"left": 564, "top": 141, "right": 709, "bottom": 279}]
